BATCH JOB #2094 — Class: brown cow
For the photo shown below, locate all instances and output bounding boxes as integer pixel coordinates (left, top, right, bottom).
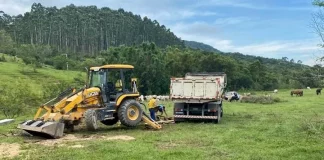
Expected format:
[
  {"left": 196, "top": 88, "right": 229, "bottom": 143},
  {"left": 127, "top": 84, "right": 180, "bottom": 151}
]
[{"left": 291, "top": 90, "right": 303, "bottom": 97}]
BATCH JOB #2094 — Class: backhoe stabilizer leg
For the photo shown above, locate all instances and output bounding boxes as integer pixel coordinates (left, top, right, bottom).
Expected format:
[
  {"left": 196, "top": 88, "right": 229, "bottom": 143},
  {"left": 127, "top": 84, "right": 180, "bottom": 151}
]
[{"left": 142, "top": 112, "right": 162, "bottom": 129}]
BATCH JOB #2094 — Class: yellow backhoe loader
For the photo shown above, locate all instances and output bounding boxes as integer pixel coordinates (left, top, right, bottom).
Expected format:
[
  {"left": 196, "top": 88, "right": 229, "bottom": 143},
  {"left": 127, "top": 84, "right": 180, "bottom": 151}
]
[{"left": 18, "top": 64, "right": 161, "bottom": 138}]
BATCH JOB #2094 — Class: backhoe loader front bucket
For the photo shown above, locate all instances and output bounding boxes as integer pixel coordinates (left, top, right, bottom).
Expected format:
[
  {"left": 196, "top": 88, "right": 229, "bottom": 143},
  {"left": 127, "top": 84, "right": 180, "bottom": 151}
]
[{"left": 18, "top": 120, "right": 65, "bottom": 138}]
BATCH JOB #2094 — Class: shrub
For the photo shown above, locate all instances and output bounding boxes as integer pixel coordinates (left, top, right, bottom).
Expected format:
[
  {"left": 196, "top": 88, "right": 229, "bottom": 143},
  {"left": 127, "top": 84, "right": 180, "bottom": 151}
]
[
  {"left": 240, "top": 95, "right": 285, "bottom": 104},
  {"left": 300, "top": 118, "right": 324, "bottom": 135},
  {"left": 0, "top": 80, "right": 40, "bottom": 118},
  {"left": 0, "top": 54, "right": 6, "bottom": 62},
  {"left": 42, "top": 81, "right": 73, "bottom": 100}
]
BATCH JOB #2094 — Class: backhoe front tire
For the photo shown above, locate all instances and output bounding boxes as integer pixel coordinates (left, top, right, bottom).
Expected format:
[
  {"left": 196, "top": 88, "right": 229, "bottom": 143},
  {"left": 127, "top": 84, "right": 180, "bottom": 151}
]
[
  {"left": 118, "top": 99, "right": 143, "bottom": 127},
  {"left": 84, "top": 109, "right": 98, "bottom": 131}
]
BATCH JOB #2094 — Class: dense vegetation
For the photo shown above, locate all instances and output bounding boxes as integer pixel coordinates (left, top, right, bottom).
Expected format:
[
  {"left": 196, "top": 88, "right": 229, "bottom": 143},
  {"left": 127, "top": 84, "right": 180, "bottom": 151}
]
[
  {"left": 184, "top": 40, "right": 221, "bottom": 53},
  {"left": 0, "top": 3, "right": 183, "bottom": 54},
  {"left": 0, "top": 3, "right": 323, "bottom": 96}
]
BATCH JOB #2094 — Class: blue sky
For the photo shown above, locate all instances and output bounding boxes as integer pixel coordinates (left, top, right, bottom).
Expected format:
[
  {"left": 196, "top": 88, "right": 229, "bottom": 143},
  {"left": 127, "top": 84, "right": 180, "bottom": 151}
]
[{"left": 1, "top": 0, "right": 324, "bottom": 66}]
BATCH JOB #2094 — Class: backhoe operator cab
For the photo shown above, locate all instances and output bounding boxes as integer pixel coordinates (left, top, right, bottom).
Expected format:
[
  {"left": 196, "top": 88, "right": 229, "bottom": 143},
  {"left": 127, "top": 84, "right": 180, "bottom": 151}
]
[{"left": 88, "top": 64, "right": 138, "bottom": 108}]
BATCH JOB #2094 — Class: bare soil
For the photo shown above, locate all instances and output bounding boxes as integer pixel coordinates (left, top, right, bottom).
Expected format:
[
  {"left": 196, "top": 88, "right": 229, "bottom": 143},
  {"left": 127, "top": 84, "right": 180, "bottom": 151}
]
[
  {"left": 34, "top": 134, "right": 135, "bottom": 146},
  {"left": 69, "top": 144, "right": 84, "bottom": 148},
  {"left": 0, "top": 143, "right": 21, "bottom": 158}
]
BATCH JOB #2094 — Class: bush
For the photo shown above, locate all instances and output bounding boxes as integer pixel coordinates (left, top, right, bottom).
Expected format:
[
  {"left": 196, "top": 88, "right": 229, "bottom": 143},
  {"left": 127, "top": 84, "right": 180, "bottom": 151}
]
[
  {"left": 0, "top": 30, "right": 14, "bottom": 54},
  {"left": 73, "top": 73, "right": 86, "bottom": 87},
  {"left": 240, "top": 95, "right": 285, "bottom": 104},
  {"left": 0, "top": 54, "right": 6, "bottom": 62},
  {"left": 0, "top": 80, "right": 40, "bottom": 118},
  {"left": 300, "top": 118, "right": 324, "bottom": 135},
  {"left": 42, "top": 81, "right": 73, "bottom": 100}
]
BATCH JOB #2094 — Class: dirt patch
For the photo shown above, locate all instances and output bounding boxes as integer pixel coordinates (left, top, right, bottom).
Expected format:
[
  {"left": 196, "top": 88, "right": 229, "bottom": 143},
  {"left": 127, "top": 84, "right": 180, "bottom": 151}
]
[
  {"left": 0, "top": 143, "right": 21, "bottom": 158},
  {"left": 69, "top": 144, "right": 84, "bottom": 148},
  {"left": 35, "top": 134, "right": 135, "bottom": 146},
  {"left": 105, "top": 135, "right": 135, "bottom": 141}
]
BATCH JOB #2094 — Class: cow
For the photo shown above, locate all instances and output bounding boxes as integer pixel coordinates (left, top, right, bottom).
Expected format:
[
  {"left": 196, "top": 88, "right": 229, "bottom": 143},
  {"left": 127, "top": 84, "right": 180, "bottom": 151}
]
[
  {"left": 273, "top": 89, "right": 278, "bottom": 93},
  {"left": 291, "top": 90, "right": 303, "bottom": 97},
  {"left": 316, "top": 88, "right": 322, "bottom": 95},
  {"left": 307, "top": 87, "right": 311, "bottom": 90}
]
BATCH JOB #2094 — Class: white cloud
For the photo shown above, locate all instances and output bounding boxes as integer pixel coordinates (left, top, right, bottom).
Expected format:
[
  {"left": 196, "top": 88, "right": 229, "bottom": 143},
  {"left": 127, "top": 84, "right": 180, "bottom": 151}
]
[
  {"left": 170, "top": 20, "right": 322, "bottom": 66},
  {"left": 195, "top": 0, "right": 257, "bottom": 9},
  {"left": 194, "top": 0, "right": 314, "bottom": 11},
  {"left": 215, "top": 39, "right": 324, "bottom": 66},
  {"left": 0, "top": 0, "right": 30, "bottom": 15},
  {"left": 214, "top": 17, "right": 252, "bottom": 25},
  {"left": 230, "top": 40, "right": 321, "bottom": 56}
]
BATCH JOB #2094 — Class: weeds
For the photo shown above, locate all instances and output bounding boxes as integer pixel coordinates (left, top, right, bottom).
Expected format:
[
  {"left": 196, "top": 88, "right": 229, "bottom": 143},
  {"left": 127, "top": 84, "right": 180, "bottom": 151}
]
[
  {"left": 300, "top": 118, "right": 324, "bottom": 135},
  {"left": 240, "top": 95, "right": 285, "bottom": 104}
]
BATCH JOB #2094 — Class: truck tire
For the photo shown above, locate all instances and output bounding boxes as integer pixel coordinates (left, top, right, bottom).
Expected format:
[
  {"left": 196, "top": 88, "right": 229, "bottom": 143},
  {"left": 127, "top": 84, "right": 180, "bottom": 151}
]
[
  {"left": 84, "top": 109, "right": 98, "bottom": 131},
  {"left": 221, "top": 106, "right": 223, "bottom": 117},
  {"left": 213, "top": 106, "right": 222, "bottom": 124},
  {"left": 118, "top": 99, "right": 143, "bottom": 127}
]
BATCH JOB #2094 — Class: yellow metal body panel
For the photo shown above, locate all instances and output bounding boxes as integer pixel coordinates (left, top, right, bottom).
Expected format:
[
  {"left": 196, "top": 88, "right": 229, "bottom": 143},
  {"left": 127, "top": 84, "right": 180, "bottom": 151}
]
[
  {"left": 34, "top": 87, "right": 102, "bottom": 122},
  {"left": 90, "top": 64, "right": 134, "bottom": 70},
  {"left": 33, "top": 88, "right": 141, "bottom": 122},
  {"left": 116, "top": 93, "right": 140, "bottom": 106}
]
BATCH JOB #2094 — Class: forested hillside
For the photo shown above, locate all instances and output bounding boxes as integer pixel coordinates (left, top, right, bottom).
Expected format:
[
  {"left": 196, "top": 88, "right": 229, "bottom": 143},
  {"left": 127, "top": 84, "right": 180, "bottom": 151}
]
[
  {"left": 0, "top": 3, "right": 183, "bottom": 54},
  {"left": 184, "top": 40, "right": 221, "bottom": 53},
  {"left": 0, "top": 3, "right": 323, "bottom": 95}
]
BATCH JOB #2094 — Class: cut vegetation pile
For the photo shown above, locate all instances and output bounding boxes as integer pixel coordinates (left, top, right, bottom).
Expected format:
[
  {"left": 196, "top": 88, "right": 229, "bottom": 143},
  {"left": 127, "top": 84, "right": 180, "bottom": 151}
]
[{"left": 240, "top": 95, "right": 284, "bottom": 104}]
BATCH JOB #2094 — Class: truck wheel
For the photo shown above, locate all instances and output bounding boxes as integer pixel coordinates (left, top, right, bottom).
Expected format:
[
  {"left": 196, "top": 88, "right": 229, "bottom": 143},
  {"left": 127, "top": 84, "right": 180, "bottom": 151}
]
[
  {"left": 118, "top": 99, "right": 143, "bottom": 127},
  {"left": 213, "top": 106, "right": 222, "bottom": 124},
  {"left": 84, "top": 109, "right": 98, "bottom": 131},
  {"left": 221, "top": 107, "right": 223, "bottom": 117}
]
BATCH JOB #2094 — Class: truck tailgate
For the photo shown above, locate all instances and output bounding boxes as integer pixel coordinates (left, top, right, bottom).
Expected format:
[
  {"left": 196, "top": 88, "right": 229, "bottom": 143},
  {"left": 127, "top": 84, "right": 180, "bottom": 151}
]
[{"left": 171, "top": 78, "right": 221, "bottom": 100}]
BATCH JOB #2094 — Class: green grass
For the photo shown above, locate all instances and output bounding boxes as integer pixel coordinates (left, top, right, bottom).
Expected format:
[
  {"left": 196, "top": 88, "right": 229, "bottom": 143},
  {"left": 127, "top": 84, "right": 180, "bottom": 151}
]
[
  {"left": 0, "top": 55, "right": 85, "bottom": 94},
  {"left": 0, "top": 57, "right": 324, "bottom": 159},
  {"left": 1, "top": 89, "right": 324, "bottom": 160}
]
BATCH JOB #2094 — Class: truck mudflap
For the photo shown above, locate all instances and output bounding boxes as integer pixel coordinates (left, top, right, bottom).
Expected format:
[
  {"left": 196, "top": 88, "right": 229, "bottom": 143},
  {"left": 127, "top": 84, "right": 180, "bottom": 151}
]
[{"left": 174, "top": 115, "right": 218, "bottom": 119}]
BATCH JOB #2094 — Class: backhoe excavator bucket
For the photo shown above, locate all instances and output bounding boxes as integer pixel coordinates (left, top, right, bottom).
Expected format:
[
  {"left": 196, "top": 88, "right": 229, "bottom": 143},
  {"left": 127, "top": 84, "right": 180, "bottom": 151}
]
[{"left": 18, "top": 120, "right": 65, "bottom": 139}]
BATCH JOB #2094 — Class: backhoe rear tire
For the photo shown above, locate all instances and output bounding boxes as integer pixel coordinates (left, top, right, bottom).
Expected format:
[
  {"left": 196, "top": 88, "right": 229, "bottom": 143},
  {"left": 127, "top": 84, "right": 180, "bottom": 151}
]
[
  {"left": 84, "top": 109, "right": 98, "bottom": 131},
  {"left": 118, "top": 99, "right": 143, "bottom": 127}
]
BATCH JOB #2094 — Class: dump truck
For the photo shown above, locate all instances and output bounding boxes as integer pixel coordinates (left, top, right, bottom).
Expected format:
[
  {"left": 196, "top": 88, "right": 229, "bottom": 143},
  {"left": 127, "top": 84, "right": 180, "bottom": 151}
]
[
  {"left": 18, "top": 64, "right": 161, "bottom": 138},
  {"left": 170, "top": 72, "right": 227, "bottom": 123}
]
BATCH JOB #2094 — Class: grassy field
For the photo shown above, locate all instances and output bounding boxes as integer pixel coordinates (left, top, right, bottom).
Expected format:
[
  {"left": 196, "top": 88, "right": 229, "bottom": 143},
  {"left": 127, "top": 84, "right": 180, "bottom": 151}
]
[
  {"left": 0, "top": 56, "right": 323, "bottom": 159},
  {"left": 0, "top": 54, "right": 85, "bottom": 95},
  {"left": 1, "top": 89, "right": 324, "bottom": 160}
]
